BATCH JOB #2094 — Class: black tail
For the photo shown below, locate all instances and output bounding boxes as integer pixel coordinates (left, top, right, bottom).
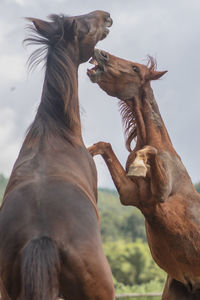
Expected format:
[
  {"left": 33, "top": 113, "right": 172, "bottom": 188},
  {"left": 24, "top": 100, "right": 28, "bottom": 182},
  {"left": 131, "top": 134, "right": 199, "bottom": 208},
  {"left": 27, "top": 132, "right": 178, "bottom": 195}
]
[{"left": 21, "top": 236, "right": 60, "bottom": 300}]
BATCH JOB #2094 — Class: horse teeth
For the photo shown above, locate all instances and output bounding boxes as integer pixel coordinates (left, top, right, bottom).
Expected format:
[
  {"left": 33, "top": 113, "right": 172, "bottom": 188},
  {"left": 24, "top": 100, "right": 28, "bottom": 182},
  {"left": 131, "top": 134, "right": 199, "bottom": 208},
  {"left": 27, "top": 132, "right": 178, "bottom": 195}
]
[
  {"left": 87, "top": 68, "right": 96, "bottom": 74},
  {"left": 89, "top": 58, "right": 98, "bottom": 66}
]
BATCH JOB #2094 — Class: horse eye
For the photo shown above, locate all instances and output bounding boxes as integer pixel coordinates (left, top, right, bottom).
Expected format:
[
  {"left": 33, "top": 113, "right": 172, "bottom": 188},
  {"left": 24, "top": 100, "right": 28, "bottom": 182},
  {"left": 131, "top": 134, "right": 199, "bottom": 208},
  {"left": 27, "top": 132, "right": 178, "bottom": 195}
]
[{"left": 132, "top": 66, "right": 139, "bottom": 73}]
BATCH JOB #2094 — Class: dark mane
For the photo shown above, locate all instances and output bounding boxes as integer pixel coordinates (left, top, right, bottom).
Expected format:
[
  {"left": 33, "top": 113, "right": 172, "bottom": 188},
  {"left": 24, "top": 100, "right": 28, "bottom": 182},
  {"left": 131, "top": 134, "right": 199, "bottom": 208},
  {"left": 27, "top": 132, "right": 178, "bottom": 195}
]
[
  {"left": 24, "top": 14, "right": 67, "bottom": 71},
  {"left": 24, "top": 14, "right": 80, "bottom": 144},
  {"left": 119, "top": 100, "right": 137, "bottom": 152}
]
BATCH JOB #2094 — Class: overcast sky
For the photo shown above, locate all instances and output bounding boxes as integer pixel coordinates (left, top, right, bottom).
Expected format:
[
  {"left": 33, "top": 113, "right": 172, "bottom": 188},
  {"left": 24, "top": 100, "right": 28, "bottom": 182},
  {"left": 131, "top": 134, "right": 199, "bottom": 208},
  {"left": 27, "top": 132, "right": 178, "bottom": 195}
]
[{"left": 0, "top": 0, "right": 200, "bottom": 188}]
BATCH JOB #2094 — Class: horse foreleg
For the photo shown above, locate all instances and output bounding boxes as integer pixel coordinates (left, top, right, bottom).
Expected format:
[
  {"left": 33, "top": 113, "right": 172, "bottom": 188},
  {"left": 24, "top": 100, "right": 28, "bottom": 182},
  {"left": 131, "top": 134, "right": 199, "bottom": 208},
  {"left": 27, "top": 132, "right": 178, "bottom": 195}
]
[
  {"left": 127, "top": 145, "right": 171, "bottom": 203},
  {"left": 88, "top": 142, "right": 139, "bottom": 206}
]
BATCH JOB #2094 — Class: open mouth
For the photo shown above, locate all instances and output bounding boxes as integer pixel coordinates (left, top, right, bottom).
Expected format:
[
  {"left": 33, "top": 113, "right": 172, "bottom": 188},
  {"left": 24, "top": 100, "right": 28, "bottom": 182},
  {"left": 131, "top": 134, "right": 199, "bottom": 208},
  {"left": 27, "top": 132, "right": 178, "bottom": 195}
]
[
  {"left": 101, "top": 28, "right": 109, "bottom": 40},
  {"left": 87, "top": 49, "right": 108, "bottom": 83},
  {"left": 101, "top": 17, "right": 113, "bottom": 40},
  {"left": 87, "top": 57, "right": 104, "bottom": 82}
]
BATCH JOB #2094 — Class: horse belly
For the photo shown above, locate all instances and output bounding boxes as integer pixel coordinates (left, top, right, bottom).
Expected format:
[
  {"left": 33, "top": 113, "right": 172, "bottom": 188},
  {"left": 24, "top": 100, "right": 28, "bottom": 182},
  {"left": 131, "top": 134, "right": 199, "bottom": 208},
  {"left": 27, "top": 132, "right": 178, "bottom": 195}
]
[{"left": 145, "top": 220, "right": 200, "bottom": 287}]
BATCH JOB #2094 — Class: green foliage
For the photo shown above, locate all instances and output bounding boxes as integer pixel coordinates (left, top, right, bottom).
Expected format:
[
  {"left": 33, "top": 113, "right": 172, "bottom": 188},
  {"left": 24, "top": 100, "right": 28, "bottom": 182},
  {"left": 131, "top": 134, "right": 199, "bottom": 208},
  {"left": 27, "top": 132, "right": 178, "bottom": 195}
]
[
  {"left": 104, "top": 240, "right": 166, "bottom": 287},
  {"left": 99, "top": 181, "right": 200, "bottom": 294},
  {"left": 194, "top": 182, "right": 200, "bottom": 194},
  {"left": 98, "top": 188, "right": 166, "bottom": 294},
  {"left": 114, "top": 275, "right": 163, "bottom": 296},
  {"left": 98, "top": 188, "right": 146, "bottom": 242}
]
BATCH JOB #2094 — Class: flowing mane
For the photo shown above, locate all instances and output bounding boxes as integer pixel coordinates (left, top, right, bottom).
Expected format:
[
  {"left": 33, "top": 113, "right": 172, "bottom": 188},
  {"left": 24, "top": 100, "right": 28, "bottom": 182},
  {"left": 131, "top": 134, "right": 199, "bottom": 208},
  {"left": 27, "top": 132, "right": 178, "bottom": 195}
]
[
  {"left": 119, "top": 56, "right": 157, "bottom": 152},
  {"left": 24, "top": 14, "right": 80, "bottom": 143},
  {"left": 119, "top": 100, "right": 137, "bottom": 152}
]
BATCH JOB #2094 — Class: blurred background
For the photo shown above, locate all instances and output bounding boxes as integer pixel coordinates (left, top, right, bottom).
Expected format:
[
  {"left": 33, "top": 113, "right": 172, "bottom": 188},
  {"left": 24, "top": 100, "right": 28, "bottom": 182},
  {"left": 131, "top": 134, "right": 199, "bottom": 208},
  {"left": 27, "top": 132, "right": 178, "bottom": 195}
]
[
  {"left": 0, "top": 1, "right": 200, "bottom": 298},
  {"left": 0, "top": 0, "right": 200, "bottom": 188}
]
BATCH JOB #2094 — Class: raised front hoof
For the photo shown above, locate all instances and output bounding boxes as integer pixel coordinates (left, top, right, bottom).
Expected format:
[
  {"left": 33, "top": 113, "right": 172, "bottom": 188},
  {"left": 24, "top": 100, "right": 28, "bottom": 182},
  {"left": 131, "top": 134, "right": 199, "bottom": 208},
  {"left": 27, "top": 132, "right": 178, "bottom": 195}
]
[
  {"left": 127, "top": 164, "right": 147, "bottom": 177},
  {"left": 88, "top": 142, "right": 111, "bottom": 156}
]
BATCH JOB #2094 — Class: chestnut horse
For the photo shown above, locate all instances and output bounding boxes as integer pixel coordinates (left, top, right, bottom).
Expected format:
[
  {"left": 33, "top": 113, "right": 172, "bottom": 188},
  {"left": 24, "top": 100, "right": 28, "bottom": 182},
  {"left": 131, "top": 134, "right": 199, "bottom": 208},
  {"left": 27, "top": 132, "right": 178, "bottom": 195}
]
[
  {"left": 88, "top": 49, "right": 200, "bottom": 299},
  {"left": 0, "top": 14, "right": 114, "bottom": 300}
]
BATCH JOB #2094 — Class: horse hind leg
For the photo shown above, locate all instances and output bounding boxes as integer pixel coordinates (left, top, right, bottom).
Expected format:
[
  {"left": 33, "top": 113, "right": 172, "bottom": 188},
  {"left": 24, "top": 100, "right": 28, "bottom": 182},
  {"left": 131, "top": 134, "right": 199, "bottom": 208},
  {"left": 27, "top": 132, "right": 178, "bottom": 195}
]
[
  {"left": 0, "top": 257, "right": 21, "bottom": 300},
  {"left": 60, "top": 267, "right": 115, "bottom": 300},
  {"left": 59, "top": 247, "right": 115, "bottom": 300}
]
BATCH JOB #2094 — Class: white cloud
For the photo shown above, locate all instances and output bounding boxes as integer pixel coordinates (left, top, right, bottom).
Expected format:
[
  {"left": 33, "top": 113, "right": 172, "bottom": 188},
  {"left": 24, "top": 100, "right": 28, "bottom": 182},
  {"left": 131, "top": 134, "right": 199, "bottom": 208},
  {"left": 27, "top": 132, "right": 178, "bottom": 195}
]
[
  {"left": 13, "top": 0, "right": 24, "bottom": 5},
  {"left": 3, "top": 0, "right": 24, "bottom": 6},
  {"left": 0, "top": 20, "right": 14, "bottom": 48},
  {"left": 0, "top": 107, "right": 20, "bottom": 176},
  {"left": 0, "top": 54, "right": 26, "bottom": 84}
]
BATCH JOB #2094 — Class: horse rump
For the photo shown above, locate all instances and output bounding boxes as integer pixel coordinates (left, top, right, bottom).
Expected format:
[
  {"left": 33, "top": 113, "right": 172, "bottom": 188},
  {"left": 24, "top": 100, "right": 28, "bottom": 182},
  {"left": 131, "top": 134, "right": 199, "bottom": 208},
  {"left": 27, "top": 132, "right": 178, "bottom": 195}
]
[{"left": 21, "top": 236, "right": 60, "bottom": 300}]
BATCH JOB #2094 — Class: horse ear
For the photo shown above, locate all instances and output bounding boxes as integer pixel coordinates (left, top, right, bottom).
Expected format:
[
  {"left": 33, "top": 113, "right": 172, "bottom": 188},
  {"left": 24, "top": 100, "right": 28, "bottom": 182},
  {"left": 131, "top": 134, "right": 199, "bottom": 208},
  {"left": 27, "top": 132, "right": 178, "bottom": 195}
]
[
  {"left": 149, "top": 70, "right": 168, "bottom": 80},
  {"left": 26, "top": 18, "right": 53, "bottom": 37}
]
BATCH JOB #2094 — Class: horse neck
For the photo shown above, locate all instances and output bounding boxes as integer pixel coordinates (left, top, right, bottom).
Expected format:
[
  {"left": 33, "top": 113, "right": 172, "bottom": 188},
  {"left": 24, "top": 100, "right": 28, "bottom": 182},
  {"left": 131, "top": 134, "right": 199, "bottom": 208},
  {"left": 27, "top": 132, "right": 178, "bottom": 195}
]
[
  {"left": 26, "top": 46, "right": 83, "bottom": 146},
  {"left": 134, "top": 84, "right": 173, "bottom": 150}
]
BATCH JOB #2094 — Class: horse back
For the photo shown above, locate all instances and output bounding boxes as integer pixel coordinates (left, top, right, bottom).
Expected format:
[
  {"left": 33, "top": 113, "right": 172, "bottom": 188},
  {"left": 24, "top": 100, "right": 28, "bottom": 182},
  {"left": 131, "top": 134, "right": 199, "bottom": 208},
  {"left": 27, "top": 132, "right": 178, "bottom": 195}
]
[{"left": 0, "top": 139, "right": 99, "bottom": 267}]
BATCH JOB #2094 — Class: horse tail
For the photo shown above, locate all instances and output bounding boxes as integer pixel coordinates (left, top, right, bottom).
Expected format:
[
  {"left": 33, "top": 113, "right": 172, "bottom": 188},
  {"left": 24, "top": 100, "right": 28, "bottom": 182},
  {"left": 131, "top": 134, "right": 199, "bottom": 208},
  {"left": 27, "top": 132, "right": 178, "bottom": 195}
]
[{"left": 21, "top": 236, "right": 60, "bottom": 300}]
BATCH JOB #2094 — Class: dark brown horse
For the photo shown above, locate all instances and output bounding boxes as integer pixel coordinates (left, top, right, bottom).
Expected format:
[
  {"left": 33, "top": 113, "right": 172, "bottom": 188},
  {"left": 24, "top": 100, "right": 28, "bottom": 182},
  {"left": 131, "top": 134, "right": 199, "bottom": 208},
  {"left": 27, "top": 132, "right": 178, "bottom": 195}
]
[
  {"left": 0, "top": 14, "right": 114, "bottom": 300},
  {"left": 88, "top": 49, "right": 200, "bottom": 300}
]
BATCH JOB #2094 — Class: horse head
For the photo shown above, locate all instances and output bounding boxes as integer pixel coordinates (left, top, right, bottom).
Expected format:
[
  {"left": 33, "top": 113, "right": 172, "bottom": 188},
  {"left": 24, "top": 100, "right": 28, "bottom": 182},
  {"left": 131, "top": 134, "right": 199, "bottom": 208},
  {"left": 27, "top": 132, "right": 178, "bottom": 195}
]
[
  {"left": 27, "top": 11, "right": 112, "bottom": 65},
  {"left": 87, "top": 49, "right": 167, "bottom": 100}
]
